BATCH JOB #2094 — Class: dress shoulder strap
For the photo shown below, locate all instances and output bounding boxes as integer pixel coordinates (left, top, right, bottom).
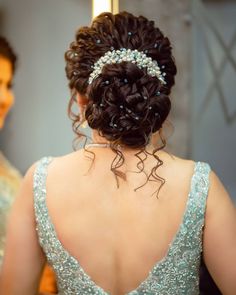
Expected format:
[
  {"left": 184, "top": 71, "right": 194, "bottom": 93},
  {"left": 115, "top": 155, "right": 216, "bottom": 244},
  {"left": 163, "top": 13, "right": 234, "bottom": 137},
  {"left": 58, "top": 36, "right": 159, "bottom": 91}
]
[
  {"left": 188, "top": 161, "right": 211, "bottom": 222},
  {"left": 33, "top": 156, "right": 53, "bottom": 208},
  {"left": 176, "top": 161, "right": 211, "bottom": 252},
  {"left": 33, "top": 157, "right": 54, "bottom": 253},
  {"left": 164, "top": 161, "right": 212, "bottom": 263}
]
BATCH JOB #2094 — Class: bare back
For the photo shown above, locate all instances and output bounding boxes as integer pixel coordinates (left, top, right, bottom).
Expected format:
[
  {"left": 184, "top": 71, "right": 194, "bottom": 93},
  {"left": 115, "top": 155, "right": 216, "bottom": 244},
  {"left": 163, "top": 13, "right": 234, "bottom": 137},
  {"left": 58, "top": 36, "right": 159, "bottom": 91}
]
[
  {"left": 2, "top": 147, "right": 235, "bottom": 295},
  {"left": 45, "top": 148, "right": 198, "bottom": 294}
]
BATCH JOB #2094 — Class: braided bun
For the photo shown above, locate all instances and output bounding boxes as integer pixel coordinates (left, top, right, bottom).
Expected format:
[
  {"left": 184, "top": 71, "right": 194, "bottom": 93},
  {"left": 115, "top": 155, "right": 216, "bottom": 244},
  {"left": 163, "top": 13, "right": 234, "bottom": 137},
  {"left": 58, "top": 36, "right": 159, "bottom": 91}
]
[{"left": 65, "top": 11, "right": 177, "bottom": 148}]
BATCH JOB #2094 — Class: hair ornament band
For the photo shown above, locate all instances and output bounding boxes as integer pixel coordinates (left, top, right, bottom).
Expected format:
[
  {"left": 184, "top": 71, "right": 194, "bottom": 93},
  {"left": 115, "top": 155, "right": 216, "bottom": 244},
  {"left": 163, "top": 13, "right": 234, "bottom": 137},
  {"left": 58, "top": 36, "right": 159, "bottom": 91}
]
[{"left": 88, "top": 48, "right": 167, "bottom": 85}]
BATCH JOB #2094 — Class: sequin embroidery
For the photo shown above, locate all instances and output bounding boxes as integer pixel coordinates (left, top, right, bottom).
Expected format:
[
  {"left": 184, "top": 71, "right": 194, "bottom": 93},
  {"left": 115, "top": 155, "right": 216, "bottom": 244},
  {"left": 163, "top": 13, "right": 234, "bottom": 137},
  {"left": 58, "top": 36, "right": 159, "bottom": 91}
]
[{"left": 33, "top": 157, "right": 211, "bottom": 295}]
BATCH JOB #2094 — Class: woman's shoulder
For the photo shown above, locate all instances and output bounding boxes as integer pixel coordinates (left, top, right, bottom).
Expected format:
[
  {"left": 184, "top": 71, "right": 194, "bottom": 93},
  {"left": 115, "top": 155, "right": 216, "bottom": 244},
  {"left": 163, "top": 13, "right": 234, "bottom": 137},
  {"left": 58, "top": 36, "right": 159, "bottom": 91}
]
[
  {"left": 159, "top": 151, "right": 199, "bottom": 177},
  {"left": 30, "top": 151, "right": 89, "bottom": 183},
  {"left": 13, "top": 152, "right": 80, "bottom": 208},
  {"left": 164, "top": 151, "right": 210, "bottom": 167},
  {"left": 33, "top": 151, "right": 82, "bottom": 169},
  {"left": 164, "top": 151, "right": 213, "bottom": 176}
]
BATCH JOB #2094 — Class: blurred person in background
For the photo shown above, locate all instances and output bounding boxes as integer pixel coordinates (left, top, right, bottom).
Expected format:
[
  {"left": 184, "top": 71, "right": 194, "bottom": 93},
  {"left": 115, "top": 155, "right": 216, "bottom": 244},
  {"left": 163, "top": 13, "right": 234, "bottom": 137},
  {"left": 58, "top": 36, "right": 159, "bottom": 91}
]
[
  {"left": 0, "top": 12, "right": 236, "bottom": 294},
  {"left": 0, "top": 36, "right": 21, "bottom": 264},
  {"left": 0, "top": 36, "right": 57, "bottom": 294}
]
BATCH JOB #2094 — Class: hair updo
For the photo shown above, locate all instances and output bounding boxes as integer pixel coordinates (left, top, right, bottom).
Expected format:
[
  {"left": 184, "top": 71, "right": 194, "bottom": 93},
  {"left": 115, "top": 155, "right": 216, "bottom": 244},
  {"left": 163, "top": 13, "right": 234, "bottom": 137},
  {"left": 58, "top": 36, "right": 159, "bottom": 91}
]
[
  {"left": 0, "top": 36, "right": 17, "bottom": 73},
  {"left": 65, "top": 11, "right": 177, "bottom": 149}
]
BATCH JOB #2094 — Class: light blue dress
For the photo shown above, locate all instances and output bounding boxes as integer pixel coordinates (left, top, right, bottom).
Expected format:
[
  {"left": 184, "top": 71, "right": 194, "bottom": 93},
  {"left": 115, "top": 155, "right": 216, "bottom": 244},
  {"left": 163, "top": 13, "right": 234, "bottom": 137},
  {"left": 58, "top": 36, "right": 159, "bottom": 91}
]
[{"left": 33, "top": 157, "right": 211, "bottom": 295}]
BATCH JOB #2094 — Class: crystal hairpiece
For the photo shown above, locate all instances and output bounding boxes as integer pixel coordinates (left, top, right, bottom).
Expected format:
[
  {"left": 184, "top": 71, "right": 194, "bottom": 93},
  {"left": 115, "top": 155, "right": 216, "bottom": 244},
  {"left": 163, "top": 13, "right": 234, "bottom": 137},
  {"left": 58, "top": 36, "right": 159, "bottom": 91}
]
[{"left": 88, "top": 48, "right": 166, "bottom": 85}]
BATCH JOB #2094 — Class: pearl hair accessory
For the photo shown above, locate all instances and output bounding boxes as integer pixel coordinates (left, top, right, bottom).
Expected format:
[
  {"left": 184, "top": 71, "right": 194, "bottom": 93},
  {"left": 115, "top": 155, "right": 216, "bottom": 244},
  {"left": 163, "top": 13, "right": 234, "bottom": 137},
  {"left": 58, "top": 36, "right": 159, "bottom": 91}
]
[{"left": 88, "top": 48, "right": 167, "bottom": 85}]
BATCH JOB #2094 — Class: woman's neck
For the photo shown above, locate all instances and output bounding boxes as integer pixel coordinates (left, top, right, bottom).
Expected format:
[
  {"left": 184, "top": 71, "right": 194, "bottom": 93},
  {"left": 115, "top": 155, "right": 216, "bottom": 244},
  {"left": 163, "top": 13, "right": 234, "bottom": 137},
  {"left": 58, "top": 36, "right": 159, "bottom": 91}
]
[
  {"left": 90, "top": 130, "right": 166, "bottom": 154},
  {"left": 91, "top": 130, "right": 110, "bottom": 145}
]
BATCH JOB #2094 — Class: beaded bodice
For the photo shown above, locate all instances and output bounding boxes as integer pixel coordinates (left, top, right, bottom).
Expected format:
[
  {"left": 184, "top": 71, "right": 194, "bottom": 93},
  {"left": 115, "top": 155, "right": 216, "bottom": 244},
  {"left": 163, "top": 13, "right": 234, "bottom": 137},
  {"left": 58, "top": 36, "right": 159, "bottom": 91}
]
[{"left": 33, "top": 157, "right": 211, "bottom": 295}]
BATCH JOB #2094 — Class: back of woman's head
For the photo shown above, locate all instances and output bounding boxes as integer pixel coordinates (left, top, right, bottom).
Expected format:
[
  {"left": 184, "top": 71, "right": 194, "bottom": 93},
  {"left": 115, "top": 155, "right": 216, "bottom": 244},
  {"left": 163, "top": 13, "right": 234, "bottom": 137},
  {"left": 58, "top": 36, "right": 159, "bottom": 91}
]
[
  {"left": 0, "top": 36, "right": 17, "bottom": 73},
  {"left": 65, "top": 11, "right": 177, "bottom": 149}
]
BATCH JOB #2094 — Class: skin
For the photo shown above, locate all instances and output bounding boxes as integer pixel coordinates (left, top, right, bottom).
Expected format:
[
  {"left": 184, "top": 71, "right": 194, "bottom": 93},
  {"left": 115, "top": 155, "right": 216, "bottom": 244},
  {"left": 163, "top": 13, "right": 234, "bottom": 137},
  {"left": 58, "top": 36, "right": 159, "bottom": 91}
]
[
  {"left": 0, "top": 56, "right": 14, "bottom": 129},
  {"left": 0, "top": 95, "right": 235, "bottom": 295}
]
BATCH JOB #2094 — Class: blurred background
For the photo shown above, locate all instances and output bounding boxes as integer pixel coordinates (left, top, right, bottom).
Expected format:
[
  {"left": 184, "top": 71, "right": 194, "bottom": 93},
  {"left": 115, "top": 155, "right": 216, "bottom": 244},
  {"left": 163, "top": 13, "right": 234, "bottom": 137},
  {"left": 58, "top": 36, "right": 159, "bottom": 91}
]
[{"left": 0, "top": 0, "right": 235, "bottom": 201}]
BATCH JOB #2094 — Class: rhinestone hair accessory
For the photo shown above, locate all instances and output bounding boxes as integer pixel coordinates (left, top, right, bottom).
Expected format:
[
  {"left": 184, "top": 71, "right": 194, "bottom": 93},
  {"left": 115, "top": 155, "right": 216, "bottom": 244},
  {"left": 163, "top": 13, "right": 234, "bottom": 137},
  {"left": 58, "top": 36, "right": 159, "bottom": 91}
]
[{"left": 88, "top": 48, "right": 167, "bottom": 85}]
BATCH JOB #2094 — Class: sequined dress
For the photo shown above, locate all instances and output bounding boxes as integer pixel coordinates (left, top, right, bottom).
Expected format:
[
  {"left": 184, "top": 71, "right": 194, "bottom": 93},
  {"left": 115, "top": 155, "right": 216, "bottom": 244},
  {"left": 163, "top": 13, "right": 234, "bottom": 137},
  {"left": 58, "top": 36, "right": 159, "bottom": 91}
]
[
  {"left": 0, "top": 151, "right": 21, "bottom": 264},
  {"left": 34, "top": 157, "right": 211, "bottom": 295}
]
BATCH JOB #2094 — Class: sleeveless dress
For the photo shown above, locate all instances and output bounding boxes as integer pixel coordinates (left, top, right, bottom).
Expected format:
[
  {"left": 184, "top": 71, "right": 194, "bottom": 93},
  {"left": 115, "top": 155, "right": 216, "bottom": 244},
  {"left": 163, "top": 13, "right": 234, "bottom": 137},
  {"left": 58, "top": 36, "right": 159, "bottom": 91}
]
[
  {"left": 0, "top": 151, "right": 22, "bottom": 264},
  {"left": 33, "top": 157, "right": 211, "bottom": 295}
]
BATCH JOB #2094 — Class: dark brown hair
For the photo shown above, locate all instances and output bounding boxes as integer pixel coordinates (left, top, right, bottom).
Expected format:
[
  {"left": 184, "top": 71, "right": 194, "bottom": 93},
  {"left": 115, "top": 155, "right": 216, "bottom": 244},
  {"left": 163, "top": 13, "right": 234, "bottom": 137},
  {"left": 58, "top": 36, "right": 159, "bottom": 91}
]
[
  {"left": 0, "top": 36, "right": 17, "bottom": 73},
  {"left": 65, "top": 11, "right": 177, "bottom": 196}
]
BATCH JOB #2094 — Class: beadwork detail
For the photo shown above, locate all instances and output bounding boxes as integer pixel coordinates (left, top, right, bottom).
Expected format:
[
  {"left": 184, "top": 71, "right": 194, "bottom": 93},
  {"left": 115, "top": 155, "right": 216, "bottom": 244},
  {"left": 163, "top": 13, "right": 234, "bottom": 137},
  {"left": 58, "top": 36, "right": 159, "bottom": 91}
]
[
  {"left": 88, "top": 49, "right": 166, "bottom": 85},
  {"left": 34, "top": 157, "right": 211, "bottom": 294}
]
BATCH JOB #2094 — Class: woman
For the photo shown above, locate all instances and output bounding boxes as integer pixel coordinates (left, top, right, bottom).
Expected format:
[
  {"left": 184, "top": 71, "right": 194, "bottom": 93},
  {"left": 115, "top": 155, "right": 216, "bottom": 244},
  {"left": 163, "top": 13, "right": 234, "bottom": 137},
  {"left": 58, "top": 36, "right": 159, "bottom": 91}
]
[
  {"left": 0, "top": 36, "right": 57, "bottom": 294},
  {"left": 0, "top": 36, "right": 22, "bottom": 264},
  {"left": 0, "top": 12, "right": 235, "bottom": 294}
]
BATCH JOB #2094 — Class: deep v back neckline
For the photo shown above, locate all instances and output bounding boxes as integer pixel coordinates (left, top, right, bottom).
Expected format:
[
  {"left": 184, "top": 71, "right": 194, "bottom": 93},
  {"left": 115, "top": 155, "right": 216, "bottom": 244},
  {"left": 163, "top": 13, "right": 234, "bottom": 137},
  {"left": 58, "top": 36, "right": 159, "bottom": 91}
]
[{"left": 35, "top": 157, "right": 199, "bottom": 295}]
